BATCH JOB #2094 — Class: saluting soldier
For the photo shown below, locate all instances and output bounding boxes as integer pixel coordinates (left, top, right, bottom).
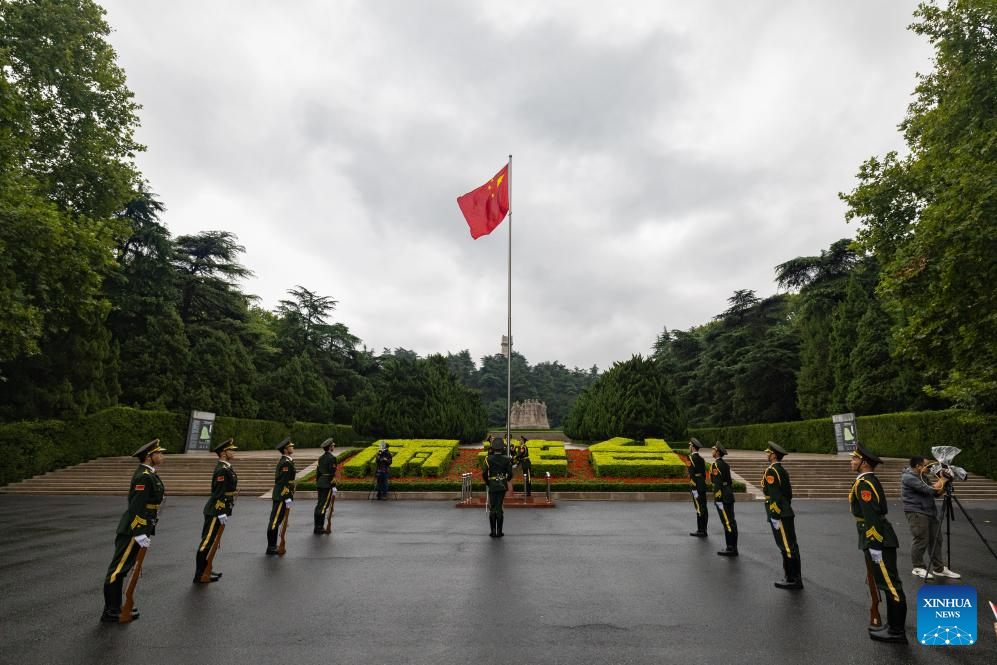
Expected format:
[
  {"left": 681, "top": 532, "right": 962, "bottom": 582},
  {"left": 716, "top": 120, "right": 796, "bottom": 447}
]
[
  {"left": 194, "top": 438, "right": 237, "bottom": 583},
  {"left": 483, "top": 437, "right": 513, "bottom": 537},
  {"left": 100, "top": 439, "right": 167, "bottom": 623},
  {"left": 710, "top": 442, "right": 738, "bottom": 557},
  {"left": 514, "top": 435, "right": 532, "bottom": 497},
  {"left": 687, "top": 438, "right": 709, "bottom": 537},
  {"left": 762, "top": 442, "right": 803, "bottom": 589},
  {"left": 266, "top": 438, "right": 295, "bottom": 555},
  {"left": 849, "top": 445, "right": 908, "bottom": 643},
  {"left": 314, "top": 438, "right": 338, "bottom": 534}
]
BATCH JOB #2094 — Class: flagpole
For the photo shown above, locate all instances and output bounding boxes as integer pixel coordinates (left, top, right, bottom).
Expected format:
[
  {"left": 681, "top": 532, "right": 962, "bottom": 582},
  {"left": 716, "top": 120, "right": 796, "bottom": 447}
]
[{"left": 506, "top": 154, "right": 512, "bottom": 456}]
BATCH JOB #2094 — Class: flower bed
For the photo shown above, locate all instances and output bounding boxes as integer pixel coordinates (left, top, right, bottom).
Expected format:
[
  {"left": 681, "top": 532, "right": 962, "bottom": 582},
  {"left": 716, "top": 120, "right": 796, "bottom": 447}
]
[{"left": 296, "top": 448, "right": 745, "bottom": 492}]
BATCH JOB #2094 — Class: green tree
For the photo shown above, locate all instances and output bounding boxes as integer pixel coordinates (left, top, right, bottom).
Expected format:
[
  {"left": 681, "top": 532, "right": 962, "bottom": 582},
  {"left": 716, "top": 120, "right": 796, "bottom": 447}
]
[{"left": 841, "top": 0, "right": 997, "bottom": 412}]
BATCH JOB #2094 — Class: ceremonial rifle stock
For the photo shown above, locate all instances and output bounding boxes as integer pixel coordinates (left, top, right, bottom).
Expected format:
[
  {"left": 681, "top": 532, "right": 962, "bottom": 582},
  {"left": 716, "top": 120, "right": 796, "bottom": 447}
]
[
  {"left": 199, "top": 522, "right": 225, "bottom": 582},
  {"left": 119, "top": 547, "right": 147, "bottom": 624},
  {"left": 864, "top": 555, "right": 883, "bottom": 629},
  {"left": 277, "top": 505, "right": 290, "bottom": 555},
  {"left": 324, "top": 491, "right": 336, "bottom": 534}
]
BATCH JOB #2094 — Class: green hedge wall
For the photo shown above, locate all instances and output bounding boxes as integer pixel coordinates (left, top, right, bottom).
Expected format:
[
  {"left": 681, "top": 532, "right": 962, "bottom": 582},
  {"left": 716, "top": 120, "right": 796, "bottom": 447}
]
[
  {"left": 0, "top": 406, "right": 363, "bottom": 487},
  {"left": 691, "top": 410, "right": 997, "bottom": 479}
]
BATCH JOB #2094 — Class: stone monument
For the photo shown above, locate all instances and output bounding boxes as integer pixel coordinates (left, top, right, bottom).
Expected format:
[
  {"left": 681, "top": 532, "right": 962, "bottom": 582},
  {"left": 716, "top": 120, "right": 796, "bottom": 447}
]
[{"left": 510, "top": 399, "right": 549, "bottom": 429}]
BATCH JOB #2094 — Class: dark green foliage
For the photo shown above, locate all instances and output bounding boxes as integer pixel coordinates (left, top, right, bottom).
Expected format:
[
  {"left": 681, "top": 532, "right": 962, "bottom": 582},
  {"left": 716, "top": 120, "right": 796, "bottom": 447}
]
[
  {"left": 691, "top": 410, "right": 997, "bottom": 479},
  {"left": 352, "top": 355, "right": 488, "bottom": 442},
  {"left": 0, "top": 406, "right": 364, "bottom": 486},
  {"left": 564, "top": 355, "right": 687, "bottom": 441}
]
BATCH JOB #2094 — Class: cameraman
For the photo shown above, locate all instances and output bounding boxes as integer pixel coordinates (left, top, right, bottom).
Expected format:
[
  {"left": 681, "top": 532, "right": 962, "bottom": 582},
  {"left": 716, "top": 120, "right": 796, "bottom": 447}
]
[{"left": 900, "top": 456, "right": 960, "bottom": 579}]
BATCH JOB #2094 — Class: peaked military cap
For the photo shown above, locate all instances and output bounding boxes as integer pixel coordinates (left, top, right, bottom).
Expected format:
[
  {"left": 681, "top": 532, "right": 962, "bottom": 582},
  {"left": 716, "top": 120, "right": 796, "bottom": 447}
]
[
  {"left": 764, "top": 441, "right": 787, "bottom": 457},
  {"left": 132, "top": 438, "right": 166, "bottom": 459},
  {"left": 276, "top": 436, "right": 293, "bottom": 452},
  {"left": 850, "top": 444, "right": 881, "bottom": 467},
  {"left": 321, "top": 437, "right": 336, "bottom": 450},
  {"left": 490, "top": 437, "right": 505, "bottom": 451},
  {"left": 689, "top": 437, "right": 703, "bottom": 450},
  {"left": 712, "top": 442, "right": 727, "bottom": 456},
  {"left": 213, "top": 438, "right": 237, "bottom": 454}
]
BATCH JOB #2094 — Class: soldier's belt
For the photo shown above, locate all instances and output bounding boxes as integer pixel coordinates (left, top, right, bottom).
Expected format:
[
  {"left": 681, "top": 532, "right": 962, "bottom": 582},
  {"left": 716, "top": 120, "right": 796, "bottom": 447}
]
[
  {"left": 224, "top": 492, "right": 236, "bottom": 496},
  {"left": 488, "top": 475, "right": 508, "bottom": 482},
  {"left": 145, "top": 503, "right": 160, "bottom": 509}
]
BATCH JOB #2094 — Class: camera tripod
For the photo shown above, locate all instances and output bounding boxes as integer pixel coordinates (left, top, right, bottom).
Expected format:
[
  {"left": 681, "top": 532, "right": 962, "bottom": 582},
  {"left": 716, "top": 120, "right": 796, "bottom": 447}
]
[{"left": 938, "top": 483, "right": 997, "bottom": 567}]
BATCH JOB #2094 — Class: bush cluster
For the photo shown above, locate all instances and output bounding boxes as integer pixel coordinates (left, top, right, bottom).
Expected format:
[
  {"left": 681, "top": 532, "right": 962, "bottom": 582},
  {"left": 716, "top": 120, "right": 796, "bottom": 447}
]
[
  {"left": 341, "top": 440, "right": 459, "bottom": 478},
  {"left": 477, "top": 440, "right": 569, "bottom": 477}
]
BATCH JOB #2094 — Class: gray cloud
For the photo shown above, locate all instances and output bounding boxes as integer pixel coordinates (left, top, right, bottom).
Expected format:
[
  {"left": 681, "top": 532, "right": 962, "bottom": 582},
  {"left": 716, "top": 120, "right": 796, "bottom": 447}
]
[{"left": 100, "top": 0, "right": 932, "bottom": 370}]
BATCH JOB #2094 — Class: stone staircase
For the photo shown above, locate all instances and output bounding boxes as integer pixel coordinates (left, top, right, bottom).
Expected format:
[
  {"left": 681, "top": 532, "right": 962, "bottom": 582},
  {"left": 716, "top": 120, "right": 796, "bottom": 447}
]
[
  {"left": 0, "top": 449, "right": 324, "bottom": 497},
  {"left": 725, "top": 451, "right": 997, "bottom": 500}
]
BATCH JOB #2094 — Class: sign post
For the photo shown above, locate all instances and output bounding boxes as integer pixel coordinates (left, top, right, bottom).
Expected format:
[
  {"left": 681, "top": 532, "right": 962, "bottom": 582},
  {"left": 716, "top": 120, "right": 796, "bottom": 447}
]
[
  {"left": 832, "top": 413, "right": 858, "bottom": 455},
  {"left": 185, "top": 410, "right": 215, "bottom": 452}
]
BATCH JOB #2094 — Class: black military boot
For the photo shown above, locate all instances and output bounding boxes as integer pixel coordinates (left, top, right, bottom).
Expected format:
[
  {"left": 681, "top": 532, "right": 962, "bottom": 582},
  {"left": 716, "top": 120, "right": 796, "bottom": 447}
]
[
  {"left": 870, "top": 600, "right": 908, "bottom": 643},
  {"left": 100, "top": 582, "right": 120, "bottom": 622},
  {"left": 488, "top": 515, "right": 497, "bottom": 537},
  {"left": 496, "top": 517, "right": 504, "bottom": 537},
  {"left": 717, "top": 548, "right": 738, "bottom": 557}
]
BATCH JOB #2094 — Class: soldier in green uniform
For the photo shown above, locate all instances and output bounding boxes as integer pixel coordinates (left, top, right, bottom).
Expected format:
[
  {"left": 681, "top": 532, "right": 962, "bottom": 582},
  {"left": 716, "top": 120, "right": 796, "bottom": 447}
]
[
  {"left": 710, "top": 442, "right": 738, "bottom": 557},
  {"left": 483, "top": 437, "right": 513, "bottom": 537},
  {"left": 314, "top": 438, "right": 338, "bottom": 534},
  {"left": 100, "top": 439, "right": 167, "bottom": 623},
  {"left": 849, "top": 445, "right": 908, "bottom": 643},
  {"left": 194, "top": 438, "right": 238, "bottom": 583},
  {"left": 514, "top": 435, "right": 532, "bottom": 497},
  {"left": 762, "top": 442, "right": 803, "bottom": 589},
  {"left": 687, "top": 438, "right": 709, "bottom": 537},
  {"left": 266, "top": 438, "right": 295, "bottom": 555}
]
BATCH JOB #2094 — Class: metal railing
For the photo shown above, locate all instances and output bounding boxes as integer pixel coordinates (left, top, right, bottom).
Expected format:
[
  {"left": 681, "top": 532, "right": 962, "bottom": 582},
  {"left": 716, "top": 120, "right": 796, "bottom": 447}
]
[{"left": 460, "top": 472, "right": 473, "bottom": 504}]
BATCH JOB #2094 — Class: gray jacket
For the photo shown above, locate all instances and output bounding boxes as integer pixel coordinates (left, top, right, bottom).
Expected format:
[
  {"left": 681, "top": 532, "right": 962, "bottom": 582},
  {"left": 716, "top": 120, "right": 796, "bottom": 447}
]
[{"left": 900, "top": 467, "right": 940, "bottom": 517}]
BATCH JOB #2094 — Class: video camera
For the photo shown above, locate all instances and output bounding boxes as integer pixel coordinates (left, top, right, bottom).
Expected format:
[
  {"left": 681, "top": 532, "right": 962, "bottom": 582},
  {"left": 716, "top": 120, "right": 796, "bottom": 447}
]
[{"left": 929, "top": 445, "right": 968, "bottom": 482}]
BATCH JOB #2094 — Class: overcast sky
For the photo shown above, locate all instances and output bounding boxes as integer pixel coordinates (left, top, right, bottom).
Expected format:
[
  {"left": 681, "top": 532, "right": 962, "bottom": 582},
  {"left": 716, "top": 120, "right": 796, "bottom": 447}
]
[{"left": 99, "top": 0, "right": 933, "bottom": 371}]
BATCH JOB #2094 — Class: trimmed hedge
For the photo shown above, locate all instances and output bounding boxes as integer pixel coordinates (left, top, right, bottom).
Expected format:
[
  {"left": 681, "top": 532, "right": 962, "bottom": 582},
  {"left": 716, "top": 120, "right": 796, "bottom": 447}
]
[
  {"left": 691, "top": 410, "right": 997, "bottom": 480},
  {"left": 477, "top": 440, "right": 569, "bottom": 477},
  {"left": 588, "top": 437, "right": 674, "bottom": 452},
  {"left": 341, "top": 440, "right": 459, "bottom": 478},
  {"left": 590, "top": 451, "right": 686, "bottom": 478},
  {"left": 0, "top": 406, "right": 363, "bottom": 487}
]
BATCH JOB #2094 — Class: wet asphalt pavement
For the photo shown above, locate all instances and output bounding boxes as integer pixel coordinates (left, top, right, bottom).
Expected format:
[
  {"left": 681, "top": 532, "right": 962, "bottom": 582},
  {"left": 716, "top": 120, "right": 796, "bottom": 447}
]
[{"left": 0, "top": 495, "right": 994, "bottom": 665}]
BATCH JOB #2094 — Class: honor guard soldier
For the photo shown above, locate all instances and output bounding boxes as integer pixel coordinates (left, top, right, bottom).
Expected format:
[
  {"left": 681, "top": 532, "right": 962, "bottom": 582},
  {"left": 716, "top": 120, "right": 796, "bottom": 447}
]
[
  {"left": 314, "top": 438, "right": 338, "bottom": 534},
  {"left": 849, "top": 445, "right": 908, "bottom": 643},
  {"left": 763, "top": 442, "right": 803, "bottom": 589},
  {"left": 514, "top": 435, "right": 533, "bottom": 497},
  {"left": 687, "top": 438, "right": 709, "bottom": 537},
  {"left": 100, "top": 439, "right": 166, "bottom": 622},
  {"left": 483, "top": 437, "right": 513, "bottom": 537},
  {"left": 266, "top": 438, "right": 295, "bottom": 555},
  {"left": 194, "top": 438, "right": 238, "bottom": 583},
  {"left": 710, "top": 442, "right": 738, "bottom": 557}
]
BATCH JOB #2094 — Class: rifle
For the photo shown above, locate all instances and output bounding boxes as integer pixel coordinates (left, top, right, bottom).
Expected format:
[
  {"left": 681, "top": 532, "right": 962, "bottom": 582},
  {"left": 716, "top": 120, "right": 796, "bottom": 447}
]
[
  {"left": 119, "top": 548, "right": 147, "bottom": 624},
  {"left": 277, "top": 504, "right": 290, "bottom": 556},
  {"left": 199, "top": 522, "right": 225, "bottom": 582},
  {"left": 864, "top": 555, "right": 883, "bottom": 629},
  {"left": 324, "top": 490, "right": 336, "bottom": 534}
]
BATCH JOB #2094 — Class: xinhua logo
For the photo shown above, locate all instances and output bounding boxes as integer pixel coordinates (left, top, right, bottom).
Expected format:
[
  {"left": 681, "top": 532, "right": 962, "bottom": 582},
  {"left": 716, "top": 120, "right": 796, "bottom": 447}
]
[{"left": 917, "top": 585, "right": 977, "bottom": 645}]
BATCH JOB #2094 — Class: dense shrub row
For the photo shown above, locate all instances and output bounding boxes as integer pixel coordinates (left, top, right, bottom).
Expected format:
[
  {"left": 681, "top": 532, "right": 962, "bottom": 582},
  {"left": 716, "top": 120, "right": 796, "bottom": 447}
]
[
  {"left": 690, "top": 409, "right": 997, "bottom": 479},
  {"left": 0, "top": 406, "right": 360, "bottom": 487},
  {"left": 341, "top": 440, "right": 459, "bottom": 478},
  {"left": 477, "top": 440, "right": 569, "bottom": 477}
]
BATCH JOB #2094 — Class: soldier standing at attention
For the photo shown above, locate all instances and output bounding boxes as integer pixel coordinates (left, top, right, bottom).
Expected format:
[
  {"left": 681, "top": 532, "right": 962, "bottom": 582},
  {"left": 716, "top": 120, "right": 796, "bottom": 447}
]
[
  {"left": 850, "top": 445, "right": 908, "bottom": 644},
  {"left": 763, "top": 442, "right": 803, "bottom": 589},
  {"left": 194, "top": 438, "right": 237, "bottom": 583},
  {"left": 266, "top": 438, "right": 295, "bottom": 555},
  {"left": 100, "top": 439, "right": 166, "bottom": 623},
  {"left": 710, "top": 442, "right": 738, "bottom": 557},
  {"left": 314, "top": 438, "right": 338, "bottom": 534},
  {"left": 483, "top": 437, "right": 513, "bottom": 537},
  {"left": 687, "top": 438, "right": 709, "bottom": 537},
  {"left": 515, "top": 435, "right": 532, "bottom": 497}
]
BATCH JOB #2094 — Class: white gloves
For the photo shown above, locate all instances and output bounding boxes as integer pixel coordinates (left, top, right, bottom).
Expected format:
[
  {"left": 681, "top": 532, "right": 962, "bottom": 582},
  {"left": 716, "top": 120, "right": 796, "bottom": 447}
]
[
  {"left": 770, "top": 518, "right": 782, "bottom": 530},
  {"left": 284, "top": 498, "right": 293, "bottom": 508},
  {"left": 217, "top": 514, "right": 228, "bottom": 525},
  {"left": 691, "top": 490, "right": 699, "bottom": 499},
  {"left": 715, "top": 502, "right": 724, "bottom": 510},
  {"left": 869, "top": 548, "right": 883, "bottom": 564},
  {"left": 133, "top": 534, "right": 151, "bottom": 548},
  {"left": 332, "top": 487, "right": 338, "bottom": 497}
]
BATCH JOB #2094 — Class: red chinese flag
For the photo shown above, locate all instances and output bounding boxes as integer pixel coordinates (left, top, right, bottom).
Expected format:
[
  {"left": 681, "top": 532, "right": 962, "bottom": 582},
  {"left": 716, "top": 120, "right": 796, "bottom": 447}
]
[{"left": 457, "top": 164, "right": 509, "bottom": 239}]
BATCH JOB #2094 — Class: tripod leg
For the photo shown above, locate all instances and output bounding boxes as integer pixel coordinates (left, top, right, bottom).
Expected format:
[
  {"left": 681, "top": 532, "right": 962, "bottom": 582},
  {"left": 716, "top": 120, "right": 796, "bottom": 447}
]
[{"left": 951, "top": 494, "right": 997, "bottom": 562}]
